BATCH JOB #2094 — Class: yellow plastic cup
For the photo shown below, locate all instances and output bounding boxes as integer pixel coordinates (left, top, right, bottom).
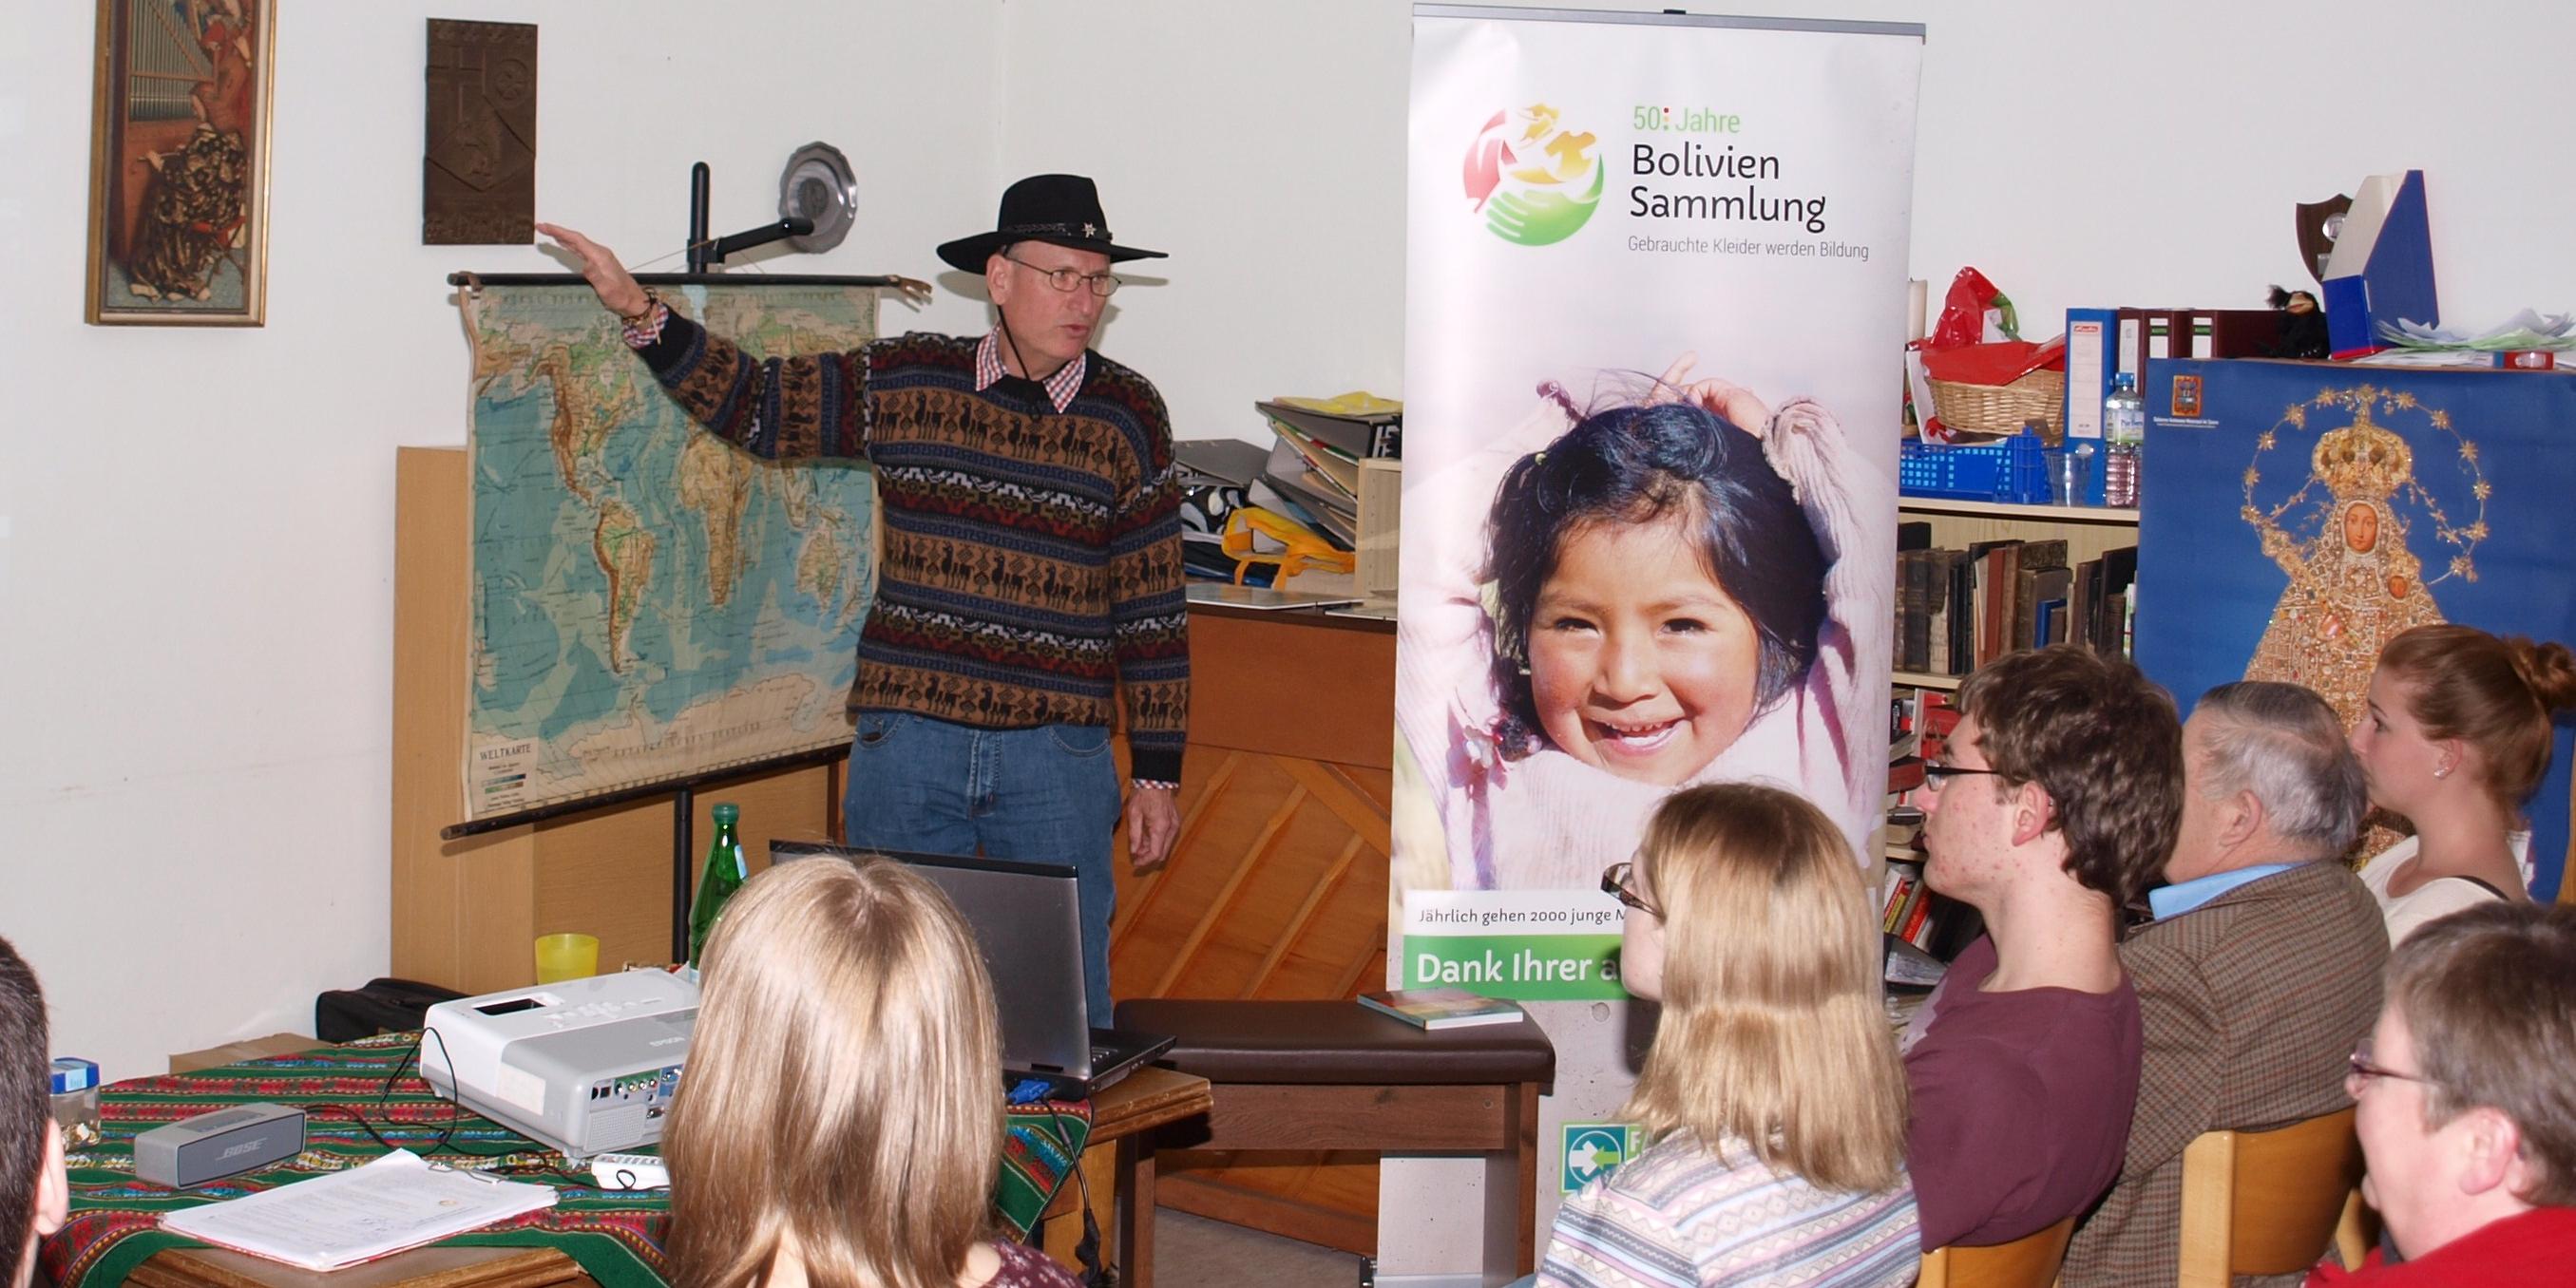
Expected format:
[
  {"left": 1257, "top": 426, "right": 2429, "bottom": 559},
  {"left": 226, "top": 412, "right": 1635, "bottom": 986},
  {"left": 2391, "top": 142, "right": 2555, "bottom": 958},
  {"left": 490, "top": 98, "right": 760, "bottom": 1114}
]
[{"left": 534, "top": 933, "right": 600, "bottom": 983}]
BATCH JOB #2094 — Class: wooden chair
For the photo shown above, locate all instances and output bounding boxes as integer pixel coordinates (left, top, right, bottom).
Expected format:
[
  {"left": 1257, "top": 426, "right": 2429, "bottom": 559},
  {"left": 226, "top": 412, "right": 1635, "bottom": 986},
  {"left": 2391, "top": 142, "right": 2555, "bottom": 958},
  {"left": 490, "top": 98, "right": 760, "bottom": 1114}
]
[
  {"left": 2176, "top": 1107, "right": 2366, "bottom": 1286},
  {"left": 1918, "top": 1215, "right": 2076, "bottom": 1288}
]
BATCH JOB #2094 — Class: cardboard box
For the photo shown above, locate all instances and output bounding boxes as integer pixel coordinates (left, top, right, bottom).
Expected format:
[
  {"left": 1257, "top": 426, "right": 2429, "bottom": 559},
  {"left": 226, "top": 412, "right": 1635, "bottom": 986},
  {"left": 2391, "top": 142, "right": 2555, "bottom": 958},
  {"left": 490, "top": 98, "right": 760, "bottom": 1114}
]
[{"left": 170, "top": 1032, "right": 318, "bottom": 1075}]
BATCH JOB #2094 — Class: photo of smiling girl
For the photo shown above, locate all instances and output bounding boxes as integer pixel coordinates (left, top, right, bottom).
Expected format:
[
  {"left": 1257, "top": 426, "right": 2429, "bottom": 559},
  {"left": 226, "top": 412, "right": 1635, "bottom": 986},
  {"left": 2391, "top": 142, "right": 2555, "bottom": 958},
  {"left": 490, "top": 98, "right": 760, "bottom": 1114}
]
[{"left": 1396, "top": 355, "right": 1892, "bottom": 890}]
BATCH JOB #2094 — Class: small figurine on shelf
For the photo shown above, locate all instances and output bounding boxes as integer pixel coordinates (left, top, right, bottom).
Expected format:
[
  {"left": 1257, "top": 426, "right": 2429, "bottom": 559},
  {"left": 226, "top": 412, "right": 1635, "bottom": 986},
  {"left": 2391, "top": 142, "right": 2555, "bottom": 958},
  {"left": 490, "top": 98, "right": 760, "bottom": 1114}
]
[{"left": 2268, "top": 286, "right": 2331, "bottom": 359}]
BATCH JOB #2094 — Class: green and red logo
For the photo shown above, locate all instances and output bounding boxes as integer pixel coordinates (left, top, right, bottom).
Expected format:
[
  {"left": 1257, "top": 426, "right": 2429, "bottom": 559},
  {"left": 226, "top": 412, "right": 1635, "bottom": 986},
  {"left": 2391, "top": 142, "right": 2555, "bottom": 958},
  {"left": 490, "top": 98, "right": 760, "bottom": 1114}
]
[{"left": 1462, "top": 104, "right": 1604, "bottom": 246}]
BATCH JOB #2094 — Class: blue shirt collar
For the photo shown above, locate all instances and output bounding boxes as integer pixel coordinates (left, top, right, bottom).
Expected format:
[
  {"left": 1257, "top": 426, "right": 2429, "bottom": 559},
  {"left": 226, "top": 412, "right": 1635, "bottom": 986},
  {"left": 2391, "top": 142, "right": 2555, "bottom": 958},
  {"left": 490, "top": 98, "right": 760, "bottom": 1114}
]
[{"left": 2147, "top": 862, "right": 2303, "bottom": 921}]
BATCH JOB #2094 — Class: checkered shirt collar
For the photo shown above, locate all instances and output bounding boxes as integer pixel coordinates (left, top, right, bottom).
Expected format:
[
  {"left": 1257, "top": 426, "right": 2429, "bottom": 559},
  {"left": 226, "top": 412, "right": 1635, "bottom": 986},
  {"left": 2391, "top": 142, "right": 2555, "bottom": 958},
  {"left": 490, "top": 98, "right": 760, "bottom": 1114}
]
[{"left": 974, "top": 331, "right": 1087, "bottom": 413}]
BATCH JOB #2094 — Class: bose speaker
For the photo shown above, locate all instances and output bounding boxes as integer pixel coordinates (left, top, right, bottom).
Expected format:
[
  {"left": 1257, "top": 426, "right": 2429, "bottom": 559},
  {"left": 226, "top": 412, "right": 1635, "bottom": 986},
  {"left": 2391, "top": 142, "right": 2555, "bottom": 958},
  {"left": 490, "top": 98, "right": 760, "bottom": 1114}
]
[{"left": 133, "top": 1103, "right": 306, "bottom": 1188}]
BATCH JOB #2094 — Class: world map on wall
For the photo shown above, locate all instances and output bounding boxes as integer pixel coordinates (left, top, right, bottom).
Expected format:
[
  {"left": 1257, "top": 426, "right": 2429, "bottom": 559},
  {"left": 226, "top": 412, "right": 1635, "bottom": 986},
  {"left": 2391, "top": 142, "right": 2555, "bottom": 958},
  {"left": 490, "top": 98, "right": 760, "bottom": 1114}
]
[{"left": 460, "top": 282, "right": 878, "bottom": 821}]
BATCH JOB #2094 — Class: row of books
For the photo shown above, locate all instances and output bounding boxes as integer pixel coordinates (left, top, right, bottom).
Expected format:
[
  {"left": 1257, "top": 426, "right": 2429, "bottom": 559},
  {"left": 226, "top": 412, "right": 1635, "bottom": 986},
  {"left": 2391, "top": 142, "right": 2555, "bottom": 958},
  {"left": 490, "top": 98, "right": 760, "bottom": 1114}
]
[
  {"left": 1878, "top": 855, "right": 1985, "bottom": 966},
  {"left": 1892, "top": 532, "right": 2137, "bottom": 676},
  {"left": 1881, "top": 854, "right": 1938, "bottom": 944}
]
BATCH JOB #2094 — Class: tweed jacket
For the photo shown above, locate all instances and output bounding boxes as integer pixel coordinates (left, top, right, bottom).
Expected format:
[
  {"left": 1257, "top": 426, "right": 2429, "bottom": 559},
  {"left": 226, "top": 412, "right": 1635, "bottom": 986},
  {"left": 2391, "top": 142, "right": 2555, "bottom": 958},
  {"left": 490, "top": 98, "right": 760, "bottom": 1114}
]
[{"left": 2061, "top": 860, "right": 2390, "bottom": 1288}]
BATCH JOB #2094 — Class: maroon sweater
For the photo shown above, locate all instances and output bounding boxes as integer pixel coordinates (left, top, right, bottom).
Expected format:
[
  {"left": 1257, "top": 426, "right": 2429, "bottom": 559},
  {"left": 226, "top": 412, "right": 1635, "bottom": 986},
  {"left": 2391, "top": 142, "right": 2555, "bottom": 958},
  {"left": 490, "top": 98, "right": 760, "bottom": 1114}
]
[{"left": 1904, "top": 935, "right": 2145, "bottom": 1248}]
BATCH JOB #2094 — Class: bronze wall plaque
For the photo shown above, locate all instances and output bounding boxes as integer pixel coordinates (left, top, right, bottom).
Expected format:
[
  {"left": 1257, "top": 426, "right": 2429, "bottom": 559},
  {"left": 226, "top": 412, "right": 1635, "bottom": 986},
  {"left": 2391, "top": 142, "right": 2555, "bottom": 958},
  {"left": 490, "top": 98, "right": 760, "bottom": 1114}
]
[
  {"left": 424, "top": 19, "right": 536, "bottom": 245},
  {"left": 2296, "top": 193, "right": 2353, "bottom": 289}
]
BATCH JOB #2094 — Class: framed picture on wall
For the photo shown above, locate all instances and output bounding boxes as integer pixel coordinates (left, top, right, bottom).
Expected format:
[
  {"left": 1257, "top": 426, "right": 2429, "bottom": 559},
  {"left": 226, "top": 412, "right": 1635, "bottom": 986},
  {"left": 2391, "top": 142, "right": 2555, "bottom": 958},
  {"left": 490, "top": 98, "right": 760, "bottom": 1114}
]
[{"left": 85, "top": 0, "right": 277, "bottom": 326}]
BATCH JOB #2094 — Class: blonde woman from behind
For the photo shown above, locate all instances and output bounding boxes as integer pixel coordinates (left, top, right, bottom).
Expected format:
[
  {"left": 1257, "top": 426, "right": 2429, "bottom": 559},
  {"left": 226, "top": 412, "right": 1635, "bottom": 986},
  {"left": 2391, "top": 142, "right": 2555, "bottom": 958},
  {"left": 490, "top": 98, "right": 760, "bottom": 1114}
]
[
  {"left": 661, "top": 858, "right": 1078, "bottom": 1288},
  {"left": 1538, "top": 783, "right": 1920, "bottom": 1287}
]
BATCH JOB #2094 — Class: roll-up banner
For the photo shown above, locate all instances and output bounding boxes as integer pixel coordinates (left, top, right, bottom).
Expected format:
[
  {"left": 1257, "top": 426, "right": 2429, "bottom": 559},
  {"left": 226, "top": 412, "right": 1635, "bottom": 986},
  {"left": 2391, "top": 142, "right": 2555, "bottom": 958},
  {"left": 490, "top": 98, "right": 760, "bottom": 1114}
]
[{"left": 1389, "top": 7, "right": 1921, "bottom": 1275}]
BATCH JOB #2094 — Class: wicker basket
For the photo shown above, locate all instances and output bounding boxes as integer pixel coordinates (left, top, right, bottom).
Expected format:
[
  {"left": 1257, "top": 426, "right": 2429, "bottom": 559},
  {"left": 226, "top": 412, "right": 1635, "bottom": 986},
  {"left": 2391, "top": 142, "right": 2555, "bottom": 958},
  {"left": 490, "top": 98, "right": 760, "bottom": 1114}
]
[{"left": 1929, "top": 369, "right": 2065, "bottom": 444}]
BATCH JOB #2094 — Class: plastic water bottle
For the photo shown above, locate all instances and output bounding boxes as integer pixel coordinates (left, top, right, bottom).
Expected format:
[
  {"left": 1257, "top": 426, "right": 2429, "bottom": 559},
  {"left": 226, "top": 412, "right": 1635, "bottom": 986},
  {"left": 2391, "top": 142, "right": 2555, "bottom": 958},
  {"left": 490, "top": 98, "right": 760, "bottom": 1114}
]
[
  {"left": 687, "top": 804, "right": 748, "bottom": 967},
  {"left": 2103, "top": 374, "right": 2145, "bottom": 507},
  {"left": 2054, "top": 442, "right": 2095, "bottom": 506}
]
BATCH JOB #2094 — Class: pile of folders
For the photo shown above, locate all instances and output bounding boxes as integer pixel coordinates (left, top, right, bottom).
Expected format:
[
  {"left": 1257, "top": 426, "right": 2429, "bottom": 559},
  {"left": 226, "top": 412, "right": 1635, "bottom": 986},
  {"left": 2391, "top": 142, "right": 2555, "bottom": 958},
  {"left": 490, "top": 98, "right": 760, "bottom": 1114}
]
[
  {"left": 1172, "top": 397, "right": 1401, "bottom": 585},
  {"left": 1247, "top": 397, "right": 1401, "bottom": 547}
]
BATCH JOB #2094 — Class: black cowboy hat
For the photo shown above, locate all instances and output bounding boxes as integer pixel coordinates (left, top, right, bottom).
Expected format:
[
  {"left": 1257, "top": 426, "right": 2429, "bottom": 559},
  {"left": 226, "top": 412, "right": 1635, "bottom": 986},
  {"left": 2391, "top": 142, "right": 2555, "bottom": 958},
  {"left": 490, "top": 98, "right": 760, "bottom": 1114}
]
[{"left": 935, "top": 173, "right": 1166, "bottom": 275}]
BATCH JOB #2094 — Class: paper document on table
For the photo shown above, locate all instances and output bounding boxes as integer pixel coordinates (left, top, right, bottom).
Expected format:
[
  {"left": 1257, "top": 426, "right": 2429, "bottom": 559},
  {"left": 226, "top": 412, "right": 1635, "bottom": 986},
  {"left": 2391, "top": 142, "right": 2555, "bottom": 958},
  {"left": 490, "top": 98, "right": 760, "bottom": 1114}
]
[{"left": 159, "top": 1148, "right": 558, "bottom": 1271}]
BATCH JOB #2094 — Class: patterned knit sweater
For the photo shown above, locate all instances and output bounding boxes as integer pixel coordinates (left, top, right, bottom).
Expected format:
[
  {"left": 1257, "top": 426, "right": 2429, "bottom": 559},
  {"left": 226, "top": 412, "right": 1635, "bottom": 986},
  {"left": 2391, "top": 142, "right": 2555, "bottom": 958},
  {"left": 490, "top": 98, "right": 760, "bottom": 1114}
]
[
  {"left": 1539, "top": 1129, "right": 1922, "bottom": 1287},
  {"left": 631, "top": 315, "right": 1190, "bottom": 782}
]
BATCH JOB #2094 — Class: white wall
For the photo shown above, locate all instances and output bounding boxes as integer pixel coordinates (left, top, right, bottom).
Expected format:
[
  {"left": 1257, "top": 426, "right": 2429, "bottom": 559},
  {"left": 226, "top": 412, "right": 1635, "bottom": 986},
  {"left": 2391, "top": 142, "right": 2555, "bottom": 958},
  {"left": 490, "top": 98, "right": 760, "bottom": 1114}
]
[
  {"left": 1004, "top": 0, "right": 2576, "bottom": 445},
  {"left": 3, "top": 0, "right": 2568, "bottom": 1084},
  {"left": 0, "top": 3, "right": 1003, "bottom": 1078}
]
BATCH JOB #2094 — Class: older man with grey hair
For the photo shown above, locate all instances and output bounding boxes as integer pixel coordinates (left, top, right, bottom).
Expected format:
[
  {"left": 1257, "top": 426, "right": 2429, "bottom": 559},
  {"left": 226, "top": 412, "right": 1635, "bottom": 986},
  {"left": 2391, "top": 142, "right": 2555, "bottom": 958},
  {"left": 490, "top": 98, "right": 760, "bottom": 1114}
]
[{"left": 2063, "top": 680, "right": 2392, "bottom": 1287}]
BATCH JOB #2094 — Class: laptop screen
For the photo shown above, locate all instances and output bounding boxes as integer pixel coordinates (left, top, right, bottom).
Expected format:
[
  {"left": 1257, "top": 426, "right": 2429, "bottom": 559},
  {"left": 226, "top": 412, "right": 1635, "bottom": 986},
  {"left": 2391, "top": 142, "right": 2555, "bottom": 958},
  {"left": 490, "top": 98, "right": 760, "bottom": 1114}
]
[{"left": 767, "top": 842, "right": 1091, "bottom": 1076}]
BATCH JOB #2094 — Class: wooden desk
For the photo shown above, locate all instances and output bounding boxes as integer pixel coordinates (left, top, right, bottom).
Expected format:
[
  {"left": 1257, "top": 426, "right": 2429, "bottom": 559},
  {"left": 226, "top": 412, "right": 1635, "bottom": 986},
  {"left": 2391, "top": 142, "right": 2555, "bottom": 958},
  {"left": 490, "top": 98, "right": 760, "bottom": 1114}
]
[
  {"left": 131, "top": 1247, "right": 592, "bottom": 1288},
  {"left": 1113, "top": 999, "right": 1555, "bottom": 1285},
  {"left": 1039, "top": 1066, "right": 1214, "bottom": 1288},
  {"left": 1181, "top": 1080, "right": 1538, "bottom": 1281}
]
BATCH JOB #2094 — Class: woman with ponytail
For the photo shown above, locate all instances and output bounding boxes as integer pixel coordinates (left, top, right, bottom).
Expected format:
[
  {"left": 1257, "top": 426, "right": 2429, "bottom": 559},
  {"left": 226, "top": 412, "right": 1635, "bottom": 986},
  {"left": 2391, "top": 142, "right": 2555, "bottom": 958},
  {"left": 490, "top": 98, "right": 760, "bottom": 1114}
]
[{"left": 2349, "top": 624, "right": 2576, "bottom": 943}]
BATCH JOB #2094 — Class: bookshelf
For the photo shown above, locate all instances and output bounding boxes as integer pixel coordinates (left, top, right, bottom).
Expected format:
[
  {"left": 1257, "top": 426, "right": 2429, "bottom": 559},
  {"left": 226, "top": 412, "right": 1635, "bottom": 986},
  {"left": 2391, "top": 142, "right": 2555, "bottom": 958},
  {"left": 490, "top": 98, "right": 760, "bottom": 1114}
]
[
  {"left": 1899, "top": 496, "right": 2139, "bottom": 563},
  {"left": 1892, "top": 500, "right": 2138, "bottom": 689},
  {"left": 1880, "top": 497, "right": 2141, "bottom": 963}
]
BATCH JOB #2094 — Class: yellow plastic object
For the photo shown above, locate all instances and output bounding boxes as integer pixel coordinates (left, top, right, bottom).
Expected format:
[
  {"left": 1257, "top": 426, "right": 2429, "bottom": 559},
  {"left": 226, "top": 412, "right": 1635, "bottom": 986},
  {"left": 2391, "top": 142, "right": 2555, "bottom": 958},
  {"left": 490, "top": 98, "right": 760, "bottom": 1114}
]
[
  {"left": 1221, "top": 506, "right": 1355, "bottom": 585},
  {"left": 1274, "top": 390, "right": 1402, "bottom": 418},
  {"left": 533, "top": 933, "right": 600, "bottom": 983}
]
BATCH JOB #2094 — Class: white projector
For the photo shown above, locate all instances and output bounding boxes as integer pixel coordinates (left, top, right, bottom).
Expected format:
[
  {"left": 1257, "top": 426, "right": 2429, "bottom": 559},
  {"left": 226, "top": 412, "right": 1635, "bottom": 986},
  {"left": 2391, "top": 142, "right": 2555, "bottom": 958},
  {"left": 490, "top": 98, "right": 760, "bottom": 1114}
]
[{"left": 420, "top": 970, "right": 697, "bottom": 1158}]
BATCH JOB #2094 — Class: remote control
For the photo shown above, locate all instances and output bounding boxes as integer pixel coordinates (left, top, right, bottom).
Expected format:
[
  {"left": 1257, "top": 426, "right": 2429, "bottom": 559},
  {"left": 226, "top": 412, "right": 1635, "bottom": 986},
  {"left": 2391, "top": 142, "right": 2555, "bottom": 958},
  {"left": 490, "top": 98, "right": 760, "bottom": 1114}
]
[{"left": 588, "top": 1151, "right": 670, "bottom": 1190}]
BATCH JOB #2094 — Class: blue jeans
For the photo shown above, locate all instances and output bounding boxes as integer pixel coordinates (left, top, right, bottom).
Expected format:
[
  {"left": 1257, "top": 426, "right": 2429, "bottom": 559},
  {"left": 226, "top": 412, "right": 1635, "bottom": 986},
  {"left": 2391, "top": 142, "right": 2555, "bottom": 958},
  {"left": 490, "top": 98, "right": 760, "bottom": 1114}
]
[{"left": 844, "top": 710, "right": 1121, "bottom": 1025}]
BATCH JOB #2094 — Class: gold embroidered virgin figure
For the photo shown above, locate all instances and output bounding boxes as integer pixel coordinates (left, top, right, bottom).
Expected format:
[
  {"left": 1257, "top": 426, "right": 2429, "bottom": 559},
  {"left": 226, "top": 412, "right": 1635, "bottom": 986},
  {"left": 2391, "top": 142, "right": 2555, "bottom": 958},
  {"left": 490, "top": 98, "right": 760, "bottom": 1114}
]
[{"left": 2241, "top": 388, "right": 2488, "bottom": 731}]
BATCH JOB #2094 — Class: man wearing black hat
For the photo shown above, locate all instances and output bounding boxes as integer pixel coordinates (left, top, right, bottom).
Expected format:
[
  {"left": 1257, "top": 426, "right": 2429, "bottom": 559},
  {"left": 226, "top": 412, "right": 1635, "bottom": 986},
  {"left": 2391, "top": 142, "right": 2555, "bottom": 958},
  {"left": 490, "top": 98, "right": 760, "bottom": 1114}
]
[{"left": 538, "top": 174, "right": 1184, "bottom": 1024}]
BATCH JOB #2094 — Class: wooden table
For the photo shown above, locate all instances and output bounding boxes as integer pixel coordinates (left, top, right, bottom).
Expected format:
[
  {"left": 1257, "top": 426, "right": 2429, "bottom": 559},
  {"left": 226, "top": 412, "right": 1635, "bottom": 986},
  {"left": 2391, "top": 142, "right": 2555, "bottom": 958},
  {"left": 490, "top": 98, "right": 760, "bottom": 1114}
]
[
  {"left": 130, "top": 1247, "right": 592, "bottom": 1288},
  {"left": 59, "top": 1033, "right": 1084, "bottom": 1288},
  {"left": 1038, "top": 1066, "right": 1214, "bottom": 1288},
  {"left": 1113, "top": 998, "right": 1556, "bottom": 1285}
]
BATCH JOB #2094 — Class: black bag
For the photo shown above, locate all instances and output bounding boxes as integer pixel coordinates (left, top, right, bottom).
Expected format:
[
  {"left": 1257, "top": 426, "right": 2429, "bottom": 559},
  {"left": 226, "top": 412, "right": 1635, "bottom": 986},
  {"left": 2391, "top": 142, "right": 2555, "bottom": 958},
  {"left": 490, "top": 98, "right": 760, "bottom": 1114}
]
[{"left": 315, "top": 976, "right": 466, "bottom": 1042}]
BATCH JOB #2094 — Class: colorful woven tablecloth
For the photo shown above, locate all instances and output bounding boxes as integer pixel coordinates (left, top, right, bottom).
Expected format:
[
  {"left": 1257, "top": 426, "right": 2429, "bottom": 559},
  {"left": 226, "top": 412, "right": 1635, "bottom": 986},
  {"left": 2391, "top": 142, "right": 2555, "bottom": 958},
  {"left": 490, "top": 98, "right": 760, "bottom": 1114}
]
[{"left": 44, "top": 1032, "right": 1091, "bottom": 1288}]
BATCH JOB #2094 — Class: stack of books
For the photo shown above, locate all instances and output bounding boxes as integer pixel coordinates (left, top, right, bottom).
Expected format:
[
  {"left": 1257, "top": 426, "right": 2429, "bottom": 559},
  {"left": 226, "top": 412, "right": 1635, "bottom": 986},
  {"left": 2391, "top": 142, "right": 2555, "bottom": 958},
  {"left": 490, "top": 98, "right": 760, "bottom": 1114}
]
[
  {"left": 1887, "top": 691, "right": 1956, "bottom": 778},
  {"left": 1253, "top": 394, "right": 1402, "bottom": 549},
  {"left": 1893, "top": 527, "right": 2138, "bottom": 676}
]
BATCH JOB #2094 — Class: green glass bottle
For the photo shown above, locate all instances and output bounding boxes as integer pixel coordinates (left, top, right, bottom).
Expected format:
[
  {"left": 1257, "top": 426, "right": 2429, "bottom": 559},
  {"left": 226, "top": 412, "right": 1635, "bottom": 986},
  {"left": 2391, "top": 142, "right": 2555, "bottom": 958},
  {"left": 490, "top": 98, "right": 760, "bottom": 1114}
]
[{"left": 687, "top": 804, "right": 747, "bottom": 968}]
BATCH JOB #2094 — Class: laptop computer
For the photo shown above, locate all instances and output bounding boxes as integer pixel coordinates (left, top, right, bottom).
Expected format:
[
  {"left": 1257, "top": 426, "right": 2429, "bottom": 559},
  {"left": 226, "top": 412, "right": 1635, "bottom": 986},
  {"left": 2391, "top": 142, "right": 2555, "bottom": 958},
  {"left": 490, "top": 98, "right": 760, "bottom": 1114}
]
[{"left": 769, "top": 841, "right": 1174, "bottom": 1096}]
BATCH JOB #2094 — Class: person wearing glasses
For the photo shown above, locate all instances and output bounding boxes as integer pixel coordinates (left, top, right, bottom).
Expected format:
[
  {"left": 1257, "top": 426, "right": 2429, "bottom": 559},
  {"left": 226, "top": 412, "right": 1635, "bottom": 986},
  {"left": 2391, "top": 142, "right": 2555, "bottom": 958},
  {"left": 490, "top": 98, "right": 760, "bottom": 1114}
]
[
  {"left": 2309, "top": 900, "right": 2576, "bottom": 1284},
  {"left": 1899, "top": 644, "right": 2183, "bottom": 1251},
  {"left": 537, "top": 174, "right": 1186, "bottom": 1025},
  {"left": 2061, "top": 681, "right": 2389, "bottom": 1287},
  {"left": 1537, "top": 784, "right": 1919, "bottom": 1287}
]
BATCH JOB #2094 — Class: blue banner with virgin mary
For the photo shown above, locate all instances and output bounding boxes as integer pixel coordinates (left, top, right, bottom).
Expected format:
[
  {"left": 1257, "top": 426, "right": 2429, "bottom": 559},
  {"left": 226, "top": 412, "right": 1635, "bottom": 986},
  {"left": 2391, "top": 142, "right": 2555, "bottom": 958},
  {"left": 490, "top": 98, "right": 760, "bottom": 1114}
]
[{"left": 2135, "top": 359, "right": 2576, "bottom": 900}]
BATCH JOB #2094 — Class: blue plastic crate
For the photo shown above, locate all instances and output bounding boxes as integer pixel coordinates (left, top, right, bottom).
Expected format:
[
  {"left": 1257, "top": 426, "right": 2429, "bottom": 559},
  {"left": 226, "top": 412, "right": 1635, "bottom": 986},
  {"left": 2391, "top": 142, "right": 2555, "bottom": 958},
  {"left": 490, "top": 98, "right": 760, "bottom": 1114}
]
[{"left": 1899, "top": 427, "right": 2052, "bottom": 504}]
